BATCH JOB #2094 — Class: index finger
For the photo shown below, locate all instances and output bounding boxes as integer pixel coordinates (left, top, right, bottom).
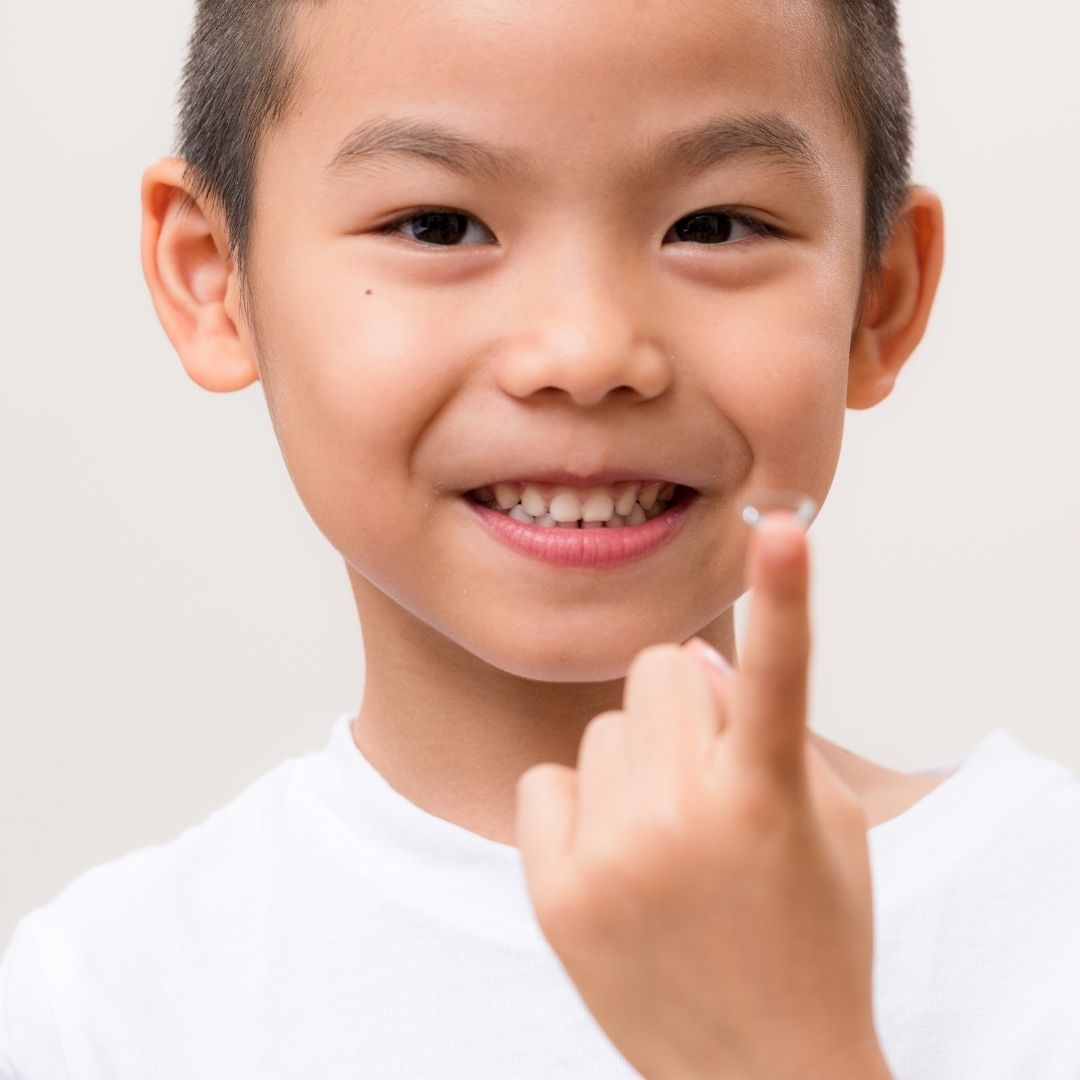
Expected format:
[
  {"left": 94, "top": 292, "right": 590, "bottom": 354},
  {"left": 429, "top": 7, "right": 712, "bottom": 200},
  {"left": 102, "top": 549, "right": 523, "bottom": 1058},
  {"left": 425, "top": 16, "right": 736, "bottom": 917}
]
[{"left": 731, "top": 507, "right": 813, "bottom": 788}]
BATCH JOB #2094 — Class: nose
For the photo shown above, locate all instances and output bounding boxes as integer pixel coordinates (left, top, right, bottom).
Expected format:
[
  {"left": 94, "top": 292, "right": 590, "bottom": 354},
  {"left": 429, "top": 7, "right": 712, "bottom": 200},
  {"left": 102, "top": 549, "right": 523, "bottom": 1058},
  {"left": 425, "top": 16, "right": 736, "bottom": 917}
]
[{"left": 493, "top": 258, "right": 674, "bottom": 408}]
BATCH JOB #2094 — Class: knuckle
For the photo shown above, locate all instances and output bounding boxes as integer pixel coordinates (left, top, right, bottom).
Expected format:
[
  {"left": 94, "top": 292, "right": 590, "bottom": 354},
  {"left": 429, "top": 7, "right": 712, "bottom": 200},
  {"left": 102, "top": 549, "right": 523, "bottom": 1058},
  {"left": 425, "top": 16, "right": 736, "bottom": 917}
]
[
  {"left": 587, "top": 709, "right": 624, "bottom": 731},
  {"left": 628, "top": 642, "right": 682, "bottom": 679},
  {"left": 591, "top": 844, "right": 664, "bottom": 907},
  {"left": 583, "top": 836, "right": 637, "bottom": 889},
  {"left": 649, "top": 786, "right": 702, "bottom": 840},
  {"left": 577, "top": 712, "right": 621, "bottom": 765},
  {"left": 650, "top": 795, "right": 688, "bottom": 838},
  {"left": 580, "top": 819, "right": 675, "bottom": 898},
  {"left": 623, "top": 802, "right": 687, "bottom": 865},
  {"left": 532, "top": 874, "right": 589, "bottom": 937},
  {"left": 536, "top": 857, "right": 625, "bottom": 942}
]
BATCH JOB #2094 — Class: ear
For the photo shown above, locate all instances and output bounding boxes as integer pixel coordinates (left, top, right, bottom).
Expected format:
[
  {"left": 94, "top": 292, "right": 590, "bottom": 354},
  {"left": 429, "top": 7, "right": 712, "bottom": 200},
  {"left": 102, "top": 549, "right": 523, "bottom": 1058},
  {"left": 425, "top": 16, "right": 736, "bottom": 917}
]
[
  {"left": 140, "top": 156, "right": 259, "bottom": 392},
  {"left": 847, "top": 187, "right": 945, "bottom": 410}
]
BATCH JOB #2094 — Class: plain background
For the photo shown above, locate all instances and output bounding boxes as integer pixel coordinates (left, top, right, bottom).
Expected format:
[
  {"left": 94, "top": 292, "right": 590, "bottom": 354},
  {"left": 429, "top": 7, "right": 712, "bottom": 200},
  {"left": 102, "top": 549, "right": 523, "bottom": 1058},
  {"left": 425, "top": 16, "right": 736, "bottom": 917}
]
[{"left": 1, "top": 0, "right": 1078, "bottom": 947}]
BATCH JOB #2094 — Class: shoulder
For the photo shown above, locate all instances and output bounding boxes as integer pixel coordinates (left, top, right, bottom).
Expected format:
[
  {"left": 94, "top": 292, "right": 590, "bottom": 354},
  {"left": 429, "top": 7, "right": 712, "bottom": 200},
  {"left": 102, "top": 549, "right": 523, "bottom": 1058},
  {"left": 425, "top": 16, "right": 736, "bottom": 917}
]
[
  {"left": 1002, "top": 752, "right": 1080, "bottom": 862},
  {"left": 957, "top": 741, "right": 1080, "bottom": 933},
  {"left": 0, "top": 908, "right": 70, "bottom": 1079},
  {"left": 1, "top": 748, "right": 314, "bottom": 998},
  {"left": 870, "top": 731, "right": 1080, "bottom": 911},
  {"left": 47, "top": 751, "right": 313, "bottom": 935},
  {"left": 986, "top": 730, "right": 1080, "bottom": 825},
  {"left": 0, "top": 742, "right": 336, "bottom": 1073}
]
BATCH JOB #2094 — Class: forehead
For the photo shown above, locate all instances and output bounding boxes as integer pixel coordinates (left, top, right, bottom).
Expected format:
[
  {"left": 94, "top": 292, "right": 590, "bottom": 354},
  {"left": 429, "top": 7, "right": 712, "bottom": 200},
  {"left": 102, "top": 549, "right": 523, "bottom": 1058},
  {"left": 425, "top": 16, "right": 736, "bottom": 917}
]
[{"left": 276, "top": 0, "right": 855, "bottom": 190}]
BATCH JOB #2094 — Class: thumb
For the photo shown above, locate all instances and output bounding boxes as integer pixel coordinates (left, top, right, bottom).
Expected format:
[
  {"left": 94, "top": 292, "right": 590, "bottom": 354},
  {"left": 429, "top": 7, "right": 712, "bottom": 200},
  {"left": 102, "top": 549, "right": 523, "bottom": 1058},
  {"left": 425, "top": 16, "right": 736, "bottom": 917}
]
[{"left": 515, "top": 763, "right": 577, "bottom": 905}]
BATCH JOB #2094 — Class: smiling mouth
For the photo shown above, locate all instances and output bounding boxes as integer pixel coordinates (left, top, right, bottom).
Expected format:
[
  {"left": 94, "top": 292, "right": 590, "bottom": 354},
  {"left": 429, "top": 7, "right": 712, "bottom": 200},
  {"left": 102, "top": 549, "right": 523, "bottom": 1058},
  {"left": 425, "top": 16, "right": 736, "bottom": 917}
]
[{"left": 465, "top": 480, "right": 695, "bottom": 528}]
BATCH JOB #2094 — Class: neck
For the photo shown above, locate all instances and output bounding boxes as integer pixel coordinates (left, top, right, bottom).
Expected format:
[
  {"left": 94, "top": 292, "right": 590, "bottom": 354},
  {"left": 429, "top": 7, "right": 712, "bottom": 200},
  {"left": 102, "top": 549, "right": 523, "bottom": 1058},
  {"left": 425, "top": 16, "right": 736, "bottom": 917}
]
[{"left": 348, "top": 570, "right": 929, "bottom": 844}]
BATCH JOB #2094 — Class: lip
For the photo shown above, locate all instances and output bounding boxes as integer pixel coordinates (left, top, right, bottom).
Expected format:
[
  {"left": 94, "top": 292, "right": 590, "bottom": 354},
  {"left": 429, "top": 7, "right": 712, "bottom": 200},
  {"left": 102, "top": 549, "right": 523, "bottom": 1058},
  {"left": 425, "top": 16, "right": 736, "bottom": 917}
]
[{"left": 463, "top": 489, "right": 699, "bottom": 569}]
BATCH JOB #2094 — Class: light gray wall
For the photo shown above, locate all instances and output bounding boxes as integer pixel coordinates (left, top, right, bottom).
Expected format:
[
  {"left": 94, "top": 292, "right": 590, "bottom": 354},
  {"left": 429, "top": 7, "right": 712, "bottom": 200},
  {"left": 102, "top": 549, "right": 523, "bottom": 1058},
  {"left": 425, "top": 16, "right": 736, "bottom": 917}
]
[{"left": 2, "top": 0, "right": 1078, "bottom": 946}]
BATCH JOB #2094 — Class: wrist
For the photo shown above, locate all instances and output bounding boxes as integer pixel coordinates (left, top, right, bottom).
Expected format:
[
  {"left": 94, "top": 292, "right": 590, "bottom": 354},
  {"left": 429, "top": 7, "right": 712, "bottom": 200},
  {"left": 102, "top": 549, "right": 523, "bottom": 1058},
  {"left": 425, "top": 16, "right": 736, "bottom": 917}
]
[
  {"left": 660, "top": 1052, "right": 893, "bottom": 1080},
  {"left": 647, "top": 1032, "right": 893, "bottom": 1080},
  {"left": 797, "top": 1040, "right": 893, "bottom": 1080}
]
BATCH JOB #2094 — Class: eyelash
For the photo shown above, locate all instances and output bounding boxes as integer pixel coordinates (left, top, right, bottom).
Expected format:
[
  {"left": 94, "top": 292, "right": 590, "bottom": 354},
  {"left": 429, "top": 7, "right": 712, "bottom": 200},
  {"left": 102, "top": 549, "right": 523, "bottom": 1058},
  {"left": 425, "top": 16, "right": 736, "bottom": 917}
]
[
  {"left": 375, "top": 206, "right": 783, "bottom": 247},
  {"left": 684, "top": 209, "right": 782, "bottom": 241}
]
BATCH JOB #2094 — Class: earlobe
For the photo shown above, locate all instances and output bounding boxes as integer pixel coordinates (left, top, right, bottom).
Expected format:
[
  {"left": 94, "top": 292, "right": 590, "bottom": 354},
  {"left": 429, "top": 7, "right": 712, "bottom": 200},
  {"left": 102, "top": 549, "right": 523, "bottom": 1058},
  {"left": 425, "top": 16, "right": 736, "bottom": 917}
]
[
  {"left": 140, "top": 156, "right": 259, "bottom": 393},
  {"left": 847, "top": 187, "right": 945, "bottom": 410}
]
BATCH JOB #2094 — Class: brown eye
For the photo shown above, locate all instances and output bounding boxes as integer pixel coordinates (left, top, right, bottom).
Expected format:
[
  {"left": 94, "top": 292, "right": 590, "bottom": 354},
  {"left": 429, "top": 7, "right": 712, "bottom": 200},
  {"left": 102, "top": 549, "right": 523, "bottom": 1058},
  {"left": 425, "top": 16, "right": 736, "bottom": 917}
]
[
  {"left": 383, "top": 210, "right": 495, "bottom": 247},
  {"left": 665, "top": 212, "right": 759, "bottom": 245}
]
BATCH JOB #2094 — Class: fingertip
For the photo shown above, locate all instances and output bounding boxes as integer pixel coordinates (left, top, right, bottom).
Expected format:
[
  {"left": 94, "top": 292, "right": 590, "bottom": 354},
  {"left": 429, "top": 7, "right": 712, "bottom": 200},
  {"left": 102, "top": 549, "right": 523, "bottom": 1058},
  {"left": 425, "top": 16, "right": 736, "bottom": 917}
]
[
  {"left": 515, "top": 763, "right": 577, "bottom": 868},
  {"left": 740, "top": 491, "right": 818, "bottom": 531},
  {"left": 754, "top": 513, "right": 808, "bottom": 564},
  {"left": 745, "top": 513, "right": 811, "bottom": 609},
  {"left": 685, "top": 637, "right": 734, "bottom": 677}
]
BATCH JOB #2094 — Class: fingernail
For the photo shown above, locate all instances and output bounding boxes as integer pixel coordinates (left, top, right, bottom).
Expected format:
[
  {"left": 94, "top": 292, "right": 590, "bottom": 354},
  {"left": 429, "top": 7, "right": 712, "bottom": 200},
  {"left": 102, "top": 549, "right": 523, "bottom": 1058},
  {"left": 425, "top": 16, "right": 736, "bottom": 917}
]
[
  {"left": 688, "top": 637, "right": 734, "bottom": 677},
  {"left": 739, "top": 490, "right": 818, "bottom": 532}
]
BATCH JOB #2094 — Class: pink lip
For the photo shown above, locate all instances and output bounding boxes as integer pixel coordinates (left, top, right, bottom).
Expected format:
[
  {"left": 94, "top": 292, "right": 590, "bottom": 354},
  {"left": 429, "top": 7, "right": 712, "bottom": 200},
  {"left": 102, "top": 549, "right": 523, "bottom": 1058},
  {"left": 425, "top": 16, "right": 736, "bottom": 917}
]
[{"left": 464, "top": 492, "right": 698, "bottom": 569}]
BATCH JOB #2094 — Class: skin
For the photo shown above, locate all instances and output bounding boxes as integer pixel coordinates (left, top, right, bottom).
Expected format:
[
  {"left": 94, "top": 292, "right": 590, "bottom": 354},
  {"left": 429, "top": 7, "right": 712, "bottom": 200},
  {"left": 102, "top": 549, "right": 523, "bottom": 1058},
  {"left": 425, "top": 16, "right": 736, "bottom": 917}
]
[
  {"left": 143, "top": 0, "right": 946, "bottom": 1067},
  {"left": 141, "top": 0, "right": 944, "bottom": 1067},
  {"left": 517, "top": 515, "right": 896, "bottom": 1078},
  {"left": 143, "top": 0, "right": 945, "bottom": 841}
]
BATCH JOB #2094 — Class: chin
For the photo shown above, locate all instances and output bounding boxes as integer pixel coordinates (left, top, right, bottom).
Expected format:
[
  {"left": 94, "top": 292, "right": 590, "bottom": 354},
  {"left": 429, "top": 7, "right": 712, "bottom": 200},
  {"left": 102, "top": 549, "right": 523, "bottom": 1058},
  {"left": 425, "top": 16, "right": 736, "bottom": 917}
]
[{"left": 466, "top": 619, "right": 686, "bottom": 684}]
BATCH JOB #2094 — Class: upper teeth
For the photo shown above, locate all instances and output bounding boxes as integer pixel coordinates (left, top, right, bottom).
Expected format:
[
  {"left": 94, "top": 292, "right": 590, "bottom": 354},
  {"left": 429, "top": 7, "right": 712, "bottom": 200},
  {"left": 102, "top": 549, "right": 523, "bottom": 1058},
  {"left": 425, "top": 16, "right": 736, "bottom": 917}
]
[{"left": 473, "top": 481, "right": 678, "bottom": 525}]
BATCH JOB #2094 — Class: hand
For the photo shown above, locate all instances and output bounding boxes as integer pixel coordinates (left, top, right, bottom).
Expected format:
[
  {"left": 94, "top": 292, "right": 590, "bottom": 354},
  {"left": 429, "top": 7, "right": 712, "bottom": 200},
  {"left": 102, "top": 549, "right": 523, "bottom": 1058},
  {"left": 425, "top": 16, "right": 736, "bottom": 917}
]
[{"left": 515, "top": 509, "right": 890, "bottom": 1080}]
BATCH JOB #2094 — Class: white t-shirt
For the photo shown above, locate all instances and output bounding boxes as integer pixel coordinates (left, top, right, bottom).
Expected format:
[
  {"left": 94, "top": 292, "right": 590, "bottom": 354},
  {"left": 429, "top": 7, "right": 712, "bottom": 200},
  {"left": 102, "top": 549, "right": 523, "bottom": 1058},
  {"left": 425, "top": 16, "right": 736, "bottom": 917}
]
[{"left": 2, "top": 715, "right": 1078, "bottom": 1079}]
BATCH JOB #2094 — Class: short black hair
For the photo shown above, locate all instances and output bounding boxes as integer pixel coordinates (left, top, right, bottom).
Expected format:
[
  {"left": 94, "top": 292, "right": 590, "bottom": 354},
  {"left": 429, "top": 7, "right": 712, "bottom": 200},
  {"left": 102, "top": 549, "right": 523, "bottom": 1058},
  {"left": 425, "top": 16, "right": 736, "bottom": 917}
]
[
  {"left": 176, "top": 0, "right": 912, "bottom": 286},
  {"left": 819, "top": 0, "right": 913, "bottom": 273}
]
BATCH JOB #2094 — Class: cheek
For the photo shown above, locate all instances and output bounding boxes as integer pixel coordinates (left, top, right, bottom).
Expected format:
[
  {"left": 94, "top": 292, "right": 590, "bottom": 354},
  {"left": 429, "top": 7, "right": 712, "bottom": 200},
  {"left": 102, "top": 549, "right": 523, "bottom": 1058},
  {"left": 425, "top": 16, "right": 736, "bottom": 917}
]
[
  {"left": 699, "top": 266, "right": 855, "bottom": 491},
  {"left": 248, "top": 249, "right": 456, "bottom": 554}
]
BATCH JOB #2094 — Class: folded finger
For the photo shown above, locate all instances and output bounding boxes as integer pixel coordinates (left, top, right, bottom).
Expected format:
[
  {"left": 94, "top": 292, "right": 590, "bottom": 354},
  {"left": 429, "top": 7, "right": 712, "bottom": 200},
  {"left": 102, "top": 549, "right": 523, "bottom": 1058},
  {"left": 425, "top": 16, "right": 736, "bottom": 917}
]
[
  {"left": 623, "top": 644, "right": 719, "bottom": 804},
  {"left": 574, "top": 710, "right": 632, "bottom": 848}
]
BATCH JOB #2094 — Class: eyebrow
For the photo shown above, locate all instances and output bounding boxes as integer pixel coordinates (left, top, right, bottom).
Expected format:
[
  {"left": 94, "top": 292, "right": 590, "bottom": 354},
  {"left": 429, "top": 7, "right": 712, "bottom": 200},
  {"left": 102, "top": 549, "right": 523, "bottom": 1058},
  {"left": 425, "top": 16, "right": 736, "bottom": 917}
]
[
  {"left": 651, "top": 114, "right": 823, "bottom": 182},
  {"left": 325, "top": 113, "right": 824, "bottom": 185},
  {"left": 327, "top": 116, "right": 529, "bottom": 184}
]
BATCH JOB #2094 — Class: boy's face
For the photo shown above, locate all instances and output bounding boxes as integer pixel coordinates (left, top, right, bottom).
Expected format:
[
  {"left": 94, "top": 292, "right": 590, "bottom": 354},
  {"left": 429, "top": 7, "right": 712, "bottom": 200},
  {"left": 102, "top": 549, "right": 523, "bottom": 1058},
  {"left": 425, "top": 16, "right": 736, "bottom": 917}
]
[{"left": 241, "top": 0, "right": 865, "bottom": 681}]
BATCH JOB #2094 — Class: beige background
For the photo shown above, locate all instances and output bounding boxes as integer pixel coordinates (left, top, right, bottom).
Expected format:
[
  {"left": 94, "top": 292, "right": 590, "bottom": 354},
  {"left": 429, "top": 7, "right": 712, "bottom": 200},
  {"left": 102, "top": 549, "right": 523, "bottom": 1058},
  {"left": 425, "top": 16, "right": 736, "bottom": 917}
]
[{"left": 2, "top": 0, "right": 1078, "bottom": 947}]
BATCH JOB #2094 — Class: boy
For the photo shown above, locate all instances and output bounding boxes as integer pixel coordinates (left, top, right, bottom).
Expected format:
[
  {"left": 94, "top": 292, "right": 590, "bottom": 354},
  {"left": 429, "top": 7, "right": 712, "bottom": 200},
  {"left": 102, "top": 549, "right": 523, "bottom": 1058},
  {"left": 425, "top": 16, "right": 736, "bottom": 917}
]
[{"left": 3, "top": 0, "right": 1079, "bottom": 1077}]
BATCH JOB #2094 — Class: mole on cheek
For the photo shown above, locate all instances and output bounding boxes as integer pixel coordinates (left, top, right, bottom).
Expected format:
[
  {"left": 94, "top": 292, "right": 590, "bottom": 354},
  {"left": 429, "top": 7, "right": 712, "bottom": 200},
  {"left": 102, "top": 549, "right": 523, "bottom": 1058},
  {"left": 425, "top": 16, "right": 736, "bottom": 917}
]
[{"left": 365, "top": 289, "right": 373, "bottom": 296}]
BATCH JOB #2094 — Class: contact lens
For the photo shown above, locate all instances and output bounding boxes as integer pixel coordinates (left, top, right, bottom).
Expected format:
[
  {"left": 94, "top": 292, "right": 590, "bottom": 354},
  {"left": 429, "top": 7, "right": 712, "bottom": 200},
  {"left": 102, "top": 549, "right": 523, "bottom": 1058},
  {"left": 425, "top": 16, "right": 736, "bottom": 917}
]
[{"left": 739, "top": 490, "right": 819, "bottom": 530}]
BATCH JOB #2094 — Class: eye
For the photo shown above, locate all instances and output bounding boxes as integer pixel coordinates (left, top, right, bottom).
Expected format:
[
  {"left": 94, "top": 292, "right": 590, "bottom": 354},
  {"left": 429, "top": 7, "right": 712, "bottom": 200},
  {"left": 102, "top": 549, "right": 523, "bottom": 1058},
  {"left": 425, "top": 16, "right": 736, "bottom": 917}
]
[
  {"left": 663, "top": 210, "right": 774, "bottom": 246},
  {"left": 377, "top": 208, "right": 496, "bottom": 247}
]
